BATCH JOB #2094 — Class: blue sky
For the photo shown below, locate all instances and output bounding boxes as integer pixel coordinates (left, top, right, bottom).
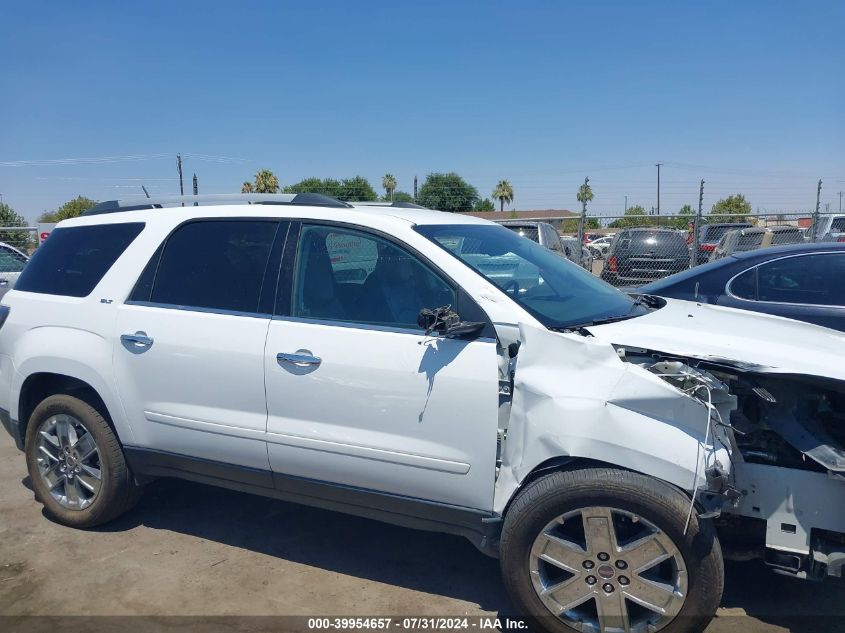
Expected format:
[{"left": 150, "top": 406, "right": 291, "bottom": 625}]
[{"left": 1, "top": 0, "right": 843, "bottom": 222}]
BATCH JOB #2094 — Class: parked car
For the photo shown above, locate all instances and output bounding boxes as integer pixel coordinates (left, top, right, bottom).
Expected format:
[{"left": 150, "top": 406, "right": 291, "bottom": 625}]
[
  {"left": 600, "top": 227, "right": 691, "bottom": 286},
  {"left": 497, "top": 220, "right": 569, "bottom": 256},
  {"left": 810, "top": 214, "right": 845, "bottom": 242},
  {"left": 639, "top": 242, "right": 845, "bottom": 331},
  {"left": 587, "top": 235, "right": 613, "bottom": 259},
  {"left": 710, "top": 226, "right": 805, "bottom": 260},
  {"left": 0, "top": 242, "right": 30, "bottom": 301},
  {"left": 5, "top": 194, "right": 845, "bottom": 633},
  {"left": 695, "top": 222, "right": 752, "bottom": 264},
  {"left": 559, "top": 235, "right": 593, "bottom": 270}
]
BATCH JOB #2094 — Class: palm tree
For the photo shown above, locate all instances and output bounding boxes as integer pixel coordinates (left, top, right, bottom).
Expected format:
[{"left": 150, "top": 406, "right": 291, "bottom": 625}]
[
  {"left": 253, "top": 169, "right": 280, "bottom": 193},
  {"left": 382, "top": 174, "right": 397, "bottom": 201},
  {"left": 241, "top": 181, "right": 254, "bottom": 194},
  {"left": 576, "top": 179, "right": 594, "bottom": 210},
  {"left": 575, "top": 178, "right": 595, "bottom": 263},
  {"left": 492, "top": 180, "right": 514, "bottom": 212}
]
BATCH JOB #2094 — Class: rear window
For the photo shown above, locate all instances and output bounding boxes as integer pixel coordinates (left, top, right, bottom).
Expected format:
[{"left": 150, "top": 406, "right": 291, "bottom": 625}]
[
  {"left": 504, "top": 225, "right": 539, "bottom": 242},
  {"left": 771, "top": 229, "right": 803, "bottom": 245},
  {"left": 15, "top": 223, "right": 144, "bottom": 297},
  {"left": 703, "top": 224, "right": 750, "bottom": 242},
  {"left": 617, "top": 231, "right": 688, "bottom": 253},
  {"left": 735, "top": 232, "right": 764, "bottom": 251}
]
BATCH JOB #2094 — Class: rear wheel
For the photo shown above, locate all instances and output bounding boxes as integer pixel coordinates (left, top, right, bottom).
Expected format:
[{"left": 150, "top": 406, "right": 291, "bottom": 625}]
[
  {"left": 25, "top": 394, "right": 140, "bottom": 527},
  {"left": 500, "top": 468, "right": 723, "bottom": 633}
]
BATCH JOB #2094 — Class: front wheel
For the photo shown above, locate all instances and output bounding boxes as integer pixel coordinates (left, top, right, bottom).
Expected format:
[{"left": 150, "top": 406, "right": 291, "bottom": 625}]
[{"left": 500, "top": 468, "right": 723, "bottom": 633}]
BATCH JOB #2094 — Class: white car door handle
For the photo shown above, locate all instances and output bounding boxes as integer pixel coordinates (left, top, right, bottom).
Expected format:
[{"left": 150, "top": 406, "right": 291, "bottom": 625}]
[
  {"left": 277, "top": 352, "right": 321, "bottom": 367},
  {"left": 121, "top": 332, "right": 154, "bottom": 350}
]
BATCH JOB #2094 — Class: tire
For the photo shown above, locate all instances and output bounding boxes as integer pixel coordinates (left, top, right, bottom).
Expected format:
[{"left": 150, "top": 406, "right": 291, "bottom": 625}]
[
  {"left": 25, "top": 394, "right": 140, "bottom": 528},
  {"left": 500, "top": 468, "right": 723, "bottom": 633}
]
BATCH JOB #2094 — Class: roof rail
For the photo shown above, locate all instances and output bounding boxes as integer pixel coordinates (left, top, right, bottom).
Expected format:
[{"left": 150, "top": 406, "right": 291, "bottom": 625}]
[
  {"left": 81, "top": 193, "right": 353, "bottom": 216},
  {"left": 348, "top": 200, "right": 427, "bottom": 209}
]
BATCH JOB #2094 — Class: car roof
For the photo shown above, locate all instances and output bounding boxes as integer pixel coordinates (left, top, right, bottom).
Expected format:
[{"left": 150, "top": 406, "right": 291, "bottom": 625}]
[
  {"left": 495, "top": 220, "right": 548, "bottom": 227},
  {"left": 62, "top": 197, "right": 495, "bottom": 230},
  {"left": 617, "top": 227, "right": 681, "bottom": 234},
  {"left": 730, "top": 240, "right": 845, "bottom": 260}
]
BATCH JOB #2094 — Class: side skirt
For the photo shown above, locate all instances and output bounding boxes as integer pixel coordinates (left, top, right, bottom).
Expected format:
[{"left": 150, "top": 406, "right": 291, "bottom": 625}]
[{"left": 124, "top": 447, "right": 502, "bottom": 555}]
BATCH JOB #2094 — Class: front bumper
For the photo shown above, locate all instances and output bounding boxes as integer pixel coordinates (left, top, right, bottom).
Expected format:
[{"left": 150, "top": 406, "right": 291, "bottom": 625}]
[{"left": 0, "top": 407, "right": 23, "bottom": 451}]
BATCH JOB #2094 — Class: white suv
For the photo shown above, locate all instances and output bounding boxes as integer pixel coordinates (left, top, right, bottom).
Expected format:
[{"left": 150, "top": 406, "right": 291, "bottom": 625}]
[{"left": 2, "top": 194, "right": 845, "bottom": 633}]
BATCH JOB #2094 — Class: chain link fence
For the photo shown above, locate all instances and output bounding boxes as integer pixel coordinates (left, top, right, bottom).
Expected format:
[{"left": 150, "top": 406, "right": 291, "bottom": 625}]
[{"left": 560, "top": 212, "right": 844, "bottom": 288}]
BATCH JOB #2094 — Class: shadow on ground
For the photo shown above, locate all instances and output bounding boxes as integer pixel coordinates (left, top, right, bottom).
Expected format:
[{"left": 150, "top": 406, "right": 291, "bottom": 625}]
[
  {"left": 93, "top": 478, "right": 516, "bottom": 616},
  {"left": 77, "top": 478, "right": 845, "bottom": 632}
]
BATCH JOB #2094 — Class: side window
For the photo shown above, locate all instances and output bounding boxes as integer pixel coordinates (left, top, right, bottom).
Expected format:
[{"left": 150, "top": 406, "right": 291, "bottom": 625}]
[
  {"left": 140, "top": 220, "right": 279, "bottom": 313},
  {"left": 16, "top": 223, "right": 144, "bottom": 297},
  {"left": 756, "top": 254, "right": 841, "bottom": 305},
  {"left": 729, "top": 267, "right": 757, "bottom": 300},
  {"left": 292, "top": 225, "right": 455, "bottom": 329}
]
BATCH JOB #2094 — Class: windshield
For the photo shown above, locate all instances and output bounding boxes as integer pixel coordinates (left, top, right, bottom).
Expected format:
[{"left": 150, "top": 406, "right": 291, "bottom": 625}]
[
  {"left": 417, "top": 224, "right": 639, "bottom": 329},
  {"left": 0, "top": 247, "right": 27, "bottom": 273}
]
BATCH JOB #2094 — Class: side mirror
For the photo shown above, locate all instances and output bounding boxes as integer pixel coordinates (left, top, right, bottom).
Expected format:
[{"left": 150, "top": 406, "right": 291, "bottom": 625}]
[{"left": 418, "top": 306, "right": 485, "bottom": 339}]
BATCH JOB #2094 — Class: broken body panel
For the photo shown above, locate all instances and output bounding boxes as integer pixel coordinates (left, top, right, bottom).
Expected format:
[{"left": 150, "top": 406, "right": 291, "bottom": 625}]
[{"left": 491, "top": 298, "right": 845, "bottom": 578}]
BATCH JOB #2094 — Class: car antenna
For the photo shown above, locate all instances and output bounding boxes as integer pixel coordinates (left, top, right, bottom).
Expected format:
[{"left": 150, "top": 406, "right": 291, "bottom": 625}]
[{"left": 141, "top": 186, "right": 151, "bottom": 198}]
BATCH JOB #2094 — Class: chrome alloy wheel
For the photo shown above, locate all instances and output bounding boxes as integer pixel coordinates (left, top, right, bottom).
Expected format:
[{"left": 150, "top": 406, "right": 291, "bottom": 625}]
[
  {"left": 35, "top": 414, "right": 102, "bottom": 510},
  {"left": 529, "top": 506, "right": 688, "bottom": 633}
]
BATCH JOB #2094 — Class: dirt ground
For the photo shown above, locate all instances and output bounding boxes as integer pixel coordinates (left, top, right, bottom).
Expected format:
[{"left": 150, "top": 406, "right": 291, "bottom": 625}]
[{"left": 1, "top": 430, "right": 844, "bottom": 633}]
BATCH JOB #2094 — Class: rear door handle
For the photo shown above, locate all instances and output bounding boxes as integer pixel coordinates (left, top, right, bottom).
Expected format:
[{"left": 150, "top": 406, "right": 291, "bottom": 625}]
[
  {"left": 277, "top": 352, "right": 321, "bottom": 367},
  {"left": 121, "top": 331, "right": 154, "bottom": 350}
]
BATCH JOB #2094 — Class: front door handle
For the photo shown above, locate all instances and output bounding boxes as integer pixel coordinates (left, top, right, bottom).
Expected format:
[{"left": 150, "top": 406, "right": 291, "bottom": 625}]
[
  {"left": 277, "top": 352, "right": 321, "bottom": 367},
  {"left": 121, "top": 331, "right": 154, "bottom": 350}
]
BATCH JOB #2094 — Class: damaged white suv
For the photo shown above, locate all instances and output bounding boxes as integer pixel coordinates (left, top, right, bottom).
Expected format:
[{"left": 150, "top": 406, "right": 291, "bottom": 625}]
[{"left": 2, "top": 194, "right": 845, "bottom": 633}]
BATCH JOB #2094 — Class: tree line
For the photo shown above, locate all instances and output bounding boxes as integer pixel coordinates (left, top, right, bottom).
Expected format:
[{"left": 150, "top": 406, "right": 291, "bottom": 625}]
[
  {"left": 0, "top": 177, "right": 759, "bottom": 252},
  {"left": 241, "top": 169, "right": 515, "bottom": 213},
  {"left": 606, "top": 194, "right": 753, "bottom": 229}
]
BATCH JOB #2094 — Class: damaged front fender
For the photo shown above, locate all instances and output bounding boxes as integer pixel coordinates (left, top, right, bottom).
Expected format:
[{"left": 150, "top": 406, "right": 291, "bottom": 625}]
[{"left": 493, "top": 323, "right": 733, "bottom": 515}]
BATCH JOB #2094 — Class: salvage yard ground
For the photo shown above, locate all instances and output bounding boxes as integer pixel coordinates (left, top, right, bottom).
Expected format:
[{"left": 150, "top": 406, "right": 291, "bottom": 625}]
[{"left": 0, "top": 431, "right": 842, "bottom": 632}]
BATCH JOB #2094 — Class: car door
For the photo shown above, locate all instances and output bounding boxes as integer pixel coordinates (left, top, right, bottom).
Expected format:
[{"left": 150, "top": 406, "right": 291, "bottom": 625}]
[
  {"left": 113, "top": 219, "right": 286, "bottom": 473},
  {"left": 264, "top": 222, "right": 499, "bottom": 511},
  {"left": 721, "top": 252, "right": 845, "bottom": 331}
]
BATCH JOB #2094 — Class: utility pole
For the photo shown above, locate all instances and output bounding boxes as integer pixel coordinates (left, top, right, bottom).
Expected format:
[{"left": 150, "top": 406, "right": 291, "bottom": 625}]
[
  {"left": 692, "top": 179, "right": 704, "bottom": 268},
  {"left": 192, "top": 173, "right": 198, "bottom": 206},
  {"left": 839, "top": 191, "right": 843, "bottom": 213},
  {"left": 655, "top": 162, "right": 662, "bottom": 226},
  {"left": 624, "top": 195, "right": 628, "bottom": 214},
  {"left": 811, "top": 179, "right": 822, "bottom": 241},
  {"left": 176, "top": 154, "right": 184, "bottom": 206},
  {"left": 413, "top": 176, "right": 418, "bottom": 202}
]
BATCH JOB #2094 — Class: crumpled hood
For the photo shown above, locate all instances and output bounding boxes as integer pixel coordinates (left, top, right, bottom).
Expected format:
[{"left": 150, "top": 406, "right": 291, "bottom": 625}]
[{"left": 586, "top": 297, "right": 845, "bottom": 381}]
